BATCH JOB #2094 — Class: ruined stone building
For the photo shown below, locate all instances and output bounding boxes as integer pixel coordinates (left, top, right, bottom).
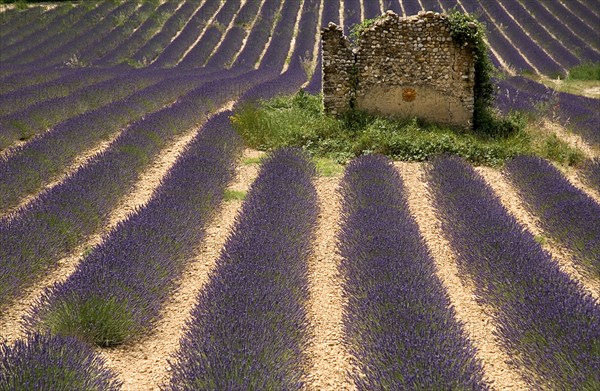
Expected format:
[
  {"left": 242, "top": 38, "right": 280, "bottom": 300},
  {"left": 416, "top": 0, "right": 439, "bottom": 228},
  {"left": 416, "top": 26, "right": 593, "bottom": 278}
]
[{"left": 322, "top": 10, "right": 476, "bottom": 128}]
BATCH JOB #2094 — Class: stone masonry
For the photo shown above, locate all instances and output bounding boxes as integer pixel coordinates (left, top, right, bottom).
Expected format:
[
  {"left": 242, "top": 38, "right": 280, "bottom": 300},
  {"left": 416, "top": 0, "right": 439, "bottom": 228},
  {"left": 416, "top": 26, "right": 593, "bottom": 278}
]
[{"left": 322, "top": 10, "right": 476, "bottom": 128}]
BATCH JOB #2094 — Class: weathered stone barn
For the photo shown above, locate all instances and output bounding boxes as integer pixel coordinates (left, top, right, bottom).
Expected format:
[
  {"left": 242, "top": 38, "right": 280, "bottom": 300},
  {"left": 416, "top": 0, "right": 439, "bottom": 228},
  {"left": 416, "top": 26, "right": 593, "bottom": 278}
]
[{"left": 322, "top": 10, "right": 476, "bottom": 128}]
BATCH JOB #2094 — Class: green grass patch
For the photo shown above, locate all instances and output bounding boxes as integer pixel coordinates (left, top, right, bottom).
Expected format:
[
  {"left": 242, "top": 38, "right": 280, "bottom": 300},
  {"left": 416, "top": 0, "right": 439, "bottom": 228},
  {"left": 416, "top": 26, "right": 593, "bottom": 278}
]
[
  {"left": 223, "top": 189, "right": 246, "bottom": 201},
  {"left": 42, "top": 296, "right": 135, "bottom": 347},
  {"left": 314, "top": 157, "right": 343, "bottom": 177},
  {"left": 231, "top": 91, "right": 581, "bottom": 167},
  {"left": 568, "top": 62, "right": 600, "bottom": 81},
  {"left": 242, "top": 156, "right": 264, "bottom": 165}
]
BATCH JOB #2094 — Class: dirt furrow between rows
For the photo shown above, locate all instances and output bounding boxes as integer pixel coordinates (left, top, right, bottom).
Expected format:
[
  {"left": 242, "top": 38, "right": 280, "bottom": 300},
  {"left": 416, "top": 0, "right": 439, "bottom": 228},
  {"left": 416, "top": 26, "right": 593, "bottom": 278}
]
[
  {"left": 98, "top": 148, "right": 262, "bottom": 390},
  {"left": 477, "top": 167, "right": 600, "bottom": 301},
  {"left": 396, "top": 161, "right": 529, "bottom": 391},
  {"left": 304, "top": 175, "right": 355, "bottom": 391},
  {"left": 0, "top": 103, "right": 234, "bottom": 346}
]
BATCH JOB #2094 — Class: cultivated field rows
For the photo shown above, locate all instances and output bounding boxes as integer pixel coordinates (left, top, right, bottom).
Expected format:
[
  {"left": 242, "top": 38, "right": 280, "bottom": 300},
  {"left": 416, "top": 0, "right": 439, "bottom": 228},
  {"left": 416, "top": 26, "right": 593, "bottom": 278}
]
[{"left": 1, "top": 0, "right": 599, "bottom": 389}]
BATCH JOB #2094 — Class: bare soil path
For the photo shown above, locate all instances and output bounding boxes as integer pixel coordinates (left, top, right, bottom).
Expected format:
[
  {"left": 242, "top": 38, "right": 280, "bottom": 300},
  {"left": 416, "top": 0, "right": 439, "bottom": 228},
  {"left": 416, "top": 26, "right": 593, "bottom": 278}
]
[{"left": 304, "top": 175, "right": 355, "bottom": 391}]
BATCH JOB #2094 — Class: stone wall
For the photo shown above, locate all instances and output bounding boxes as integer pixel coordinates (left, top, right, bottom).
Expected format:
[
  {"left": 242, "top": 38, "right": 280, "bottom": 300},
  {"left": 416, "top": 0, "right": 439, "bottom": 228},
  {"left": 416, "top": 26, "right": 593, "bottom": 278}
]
[{"left": 322, "top": 10, "right": 476, "bottom": 128}]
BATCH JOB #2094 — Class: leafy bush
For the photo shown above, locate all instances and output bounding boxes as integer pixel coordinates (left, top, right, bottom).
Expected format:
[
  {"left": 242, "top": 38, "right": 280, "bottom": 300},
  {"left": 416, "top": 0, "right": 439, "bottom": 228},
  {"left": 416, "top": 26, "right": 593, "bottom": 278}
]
[
  {"left": 231, "top": 91, "right": 567, "bottom": 167},
  {"left": 568, "top": 62, "right": 600, "bottom": 81}
]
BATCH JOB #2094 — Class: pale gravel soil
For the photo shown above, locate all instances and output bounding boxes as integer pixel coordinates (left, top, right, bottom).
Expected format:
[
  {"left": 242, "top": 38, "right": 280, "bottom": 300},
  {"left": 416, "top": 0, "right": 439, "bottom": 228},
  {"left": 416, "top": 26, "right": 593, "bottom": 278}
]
[
  {"left": 477, "top": 167, "right": 600, "bottom": 301},
  {"left": 303, "top": 176, "right": 356, "bottom": 391},
  {"left": 99, "top": 148, "right": 262, "bottom": 390},
  {"left": 0, "top": 103, "right": 235, "bottom": 345},
  {"left": 396, "top": 161, "right": 529, "bottom": 390}
]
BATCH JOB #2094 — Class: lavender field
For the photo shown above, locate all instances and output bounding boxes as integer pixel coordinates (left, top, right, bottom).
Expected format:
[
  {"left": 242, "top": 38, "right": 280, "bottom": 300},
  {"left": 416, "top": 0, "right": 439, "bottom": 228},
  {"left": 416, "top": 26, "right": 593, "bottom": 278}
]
[{"left": 1, "top": 0, "right": 599, "bottom": 389}]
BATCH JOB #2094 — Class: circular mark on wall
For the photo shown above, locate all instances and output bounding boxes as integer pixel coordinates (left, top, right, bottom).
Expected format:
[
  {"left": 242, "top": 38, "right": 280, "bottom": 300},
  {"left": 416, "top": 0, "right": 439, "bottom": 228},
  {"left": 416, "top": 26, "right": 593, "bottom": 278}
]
[{"left": 402, "top": 88, "right": 416, "bottom": 102}]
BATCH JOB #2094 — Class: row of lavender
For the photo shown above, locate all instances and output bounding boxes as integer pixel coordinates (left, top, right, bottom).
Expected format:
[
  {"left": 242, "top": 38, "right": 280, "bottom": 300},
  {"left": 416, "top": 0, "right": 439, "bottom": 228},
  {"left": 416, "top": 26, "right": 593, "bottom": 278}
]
[
  {"left": 0, "top": 68, "right": 268, "bottom": 306},
  {"left": 0, "top": 0, "right": 301, "bottom": 212},
  {"left": 428, "top": 155, "right": 599, "bottom": 388},
  {"left": 3, "top": 0, "right": 598, "bottom": 76},
  {"left": 338, "top": 155, "right": 488, "bottom": 389},
  {"left": 24, "top": 112, "right": 243, "bottom": 346},
  {"left": 0, "top": 0, "right": 284, "bottom": 156},
  {"left": 0, "top": 0, "right": 310, "bottom": 298},
  {"left": 504, "top": 156, "right": 600, "bottom": 278},
  {"left": 166, "top": 148, "right": 317, "bottom": 389}
]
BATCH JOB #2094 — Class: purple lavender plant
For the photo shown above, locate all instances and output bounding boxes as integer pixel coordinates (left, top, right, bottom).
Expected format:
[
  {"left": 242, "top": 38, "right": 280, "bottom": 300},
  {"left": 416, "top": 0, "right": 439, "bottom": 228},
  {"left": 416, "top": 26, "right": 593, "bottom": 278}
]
[
  {"left": 338, "top": 154, "right": 489, "bottom": 390},
  {"left": 0, "top": 4, "right": 90, "bottom": 64},
  {"left": 76, "top": 1, "right": 158, "bottom": 65},
  {"left": 176, "top": 0, "right": 242, "bottom": 69},
  {"left": 24, "top": 111, "right": 243, "bottom": 346},
  {"left": 0, "top": 332, "right": 121, "bottom": 390},
  {"left": 0, "top": 71, "right": 161, "bottom": 148},
  {"left": 383, "top": 0, "right": 402, "bottom": 14},
  {"left": 427, "top": 155, "right": 600, "bottom": 388},
  {"left": 94, "top": 0, "right": 182, "bottom": 66},
  {"left": 150, "top": 0, "right": 222, "bottom": 69},
  {"left": 504, "top": 155, "right": 600, "bottom": 278},
  {"left": 6, "top": 1, "right": 118, "bottom": 66},
  {"left": 165, "top": 148, "right": 317, "bottom": 390},
  {"left": 231, "top": 0, "right": 282, "bottom": 69},
  {"left": 0, "top": 67, "right": 119, "bottom": 117},
  {"left": 131, "top": 0, "right": 203, "bottom": 66},
  {"left": 363, "top": 1, "right": 382, "bottom": 19},
  {"left": 344, "top": 0, "right": 362, "bottom": 34},
  {"left": 580, "top": 158, "right": 600, "bottom": 192}
]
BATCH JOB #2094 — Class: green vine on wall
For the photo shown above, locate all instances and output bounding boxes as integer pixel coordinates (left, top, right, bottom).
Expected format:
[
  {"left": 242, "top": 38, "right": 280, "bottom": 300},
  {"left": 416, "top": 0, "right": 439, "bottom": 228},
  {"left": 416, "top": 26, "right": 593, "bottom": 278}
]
[{"left": 447, "top": 10, "right": 499, "bottom": 134}]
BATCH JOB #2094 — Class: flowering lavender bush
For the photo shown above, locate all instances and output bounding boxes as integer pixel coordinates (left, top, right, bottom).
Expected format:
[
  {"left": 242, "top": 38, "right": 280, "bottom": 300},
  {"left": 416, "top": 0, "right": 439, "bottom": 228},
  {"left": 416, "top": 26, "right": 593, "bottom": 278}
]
[
  {"left": 338, "top": 154, "right": 489, "bottom": 389},
  {"left": 494, "top": 76, "right": 600, "bottom": 147},
  {"left": 177, "top": 0, "right": 242, "bottom": 69},
  {"left": 0, "top": 5, "right": 70, "bottom": 49},
  {"left": 427, "top": 155, "right": 600, "bottom": 389},
  {"left": 25, "top": 1, "right": 140, "bottom": 69},
  {"left": 508, "top": 0, "right": 598, "bottom": 63},
  {"left": 25, "top": 111, "right": 243, "bottom": 346},
  {"left": 580, "top": 158, "right": 600, "bottom": 192},
  {"left": 344, "top": 0, "right": 362, "bottom": 34},
  {"left": 231, "top": 0, "right": 281, "bottom": 69},
  {"left": 363, "top": 1, "right": 381, "bottom": 19},
  {"left": 131, "top": 0, "right": 203, "bottom": 65},
  {"left": 0, "top": 70, "right": 202, "bottom": 212},
  {"left": 1, "top": 71, "right": 160, "bottom": 148},
  {"left": 0, "top": 332, "right": 121, "bottom": 390},
  {"left": 165, "top": 148, "right": 317, "bottom": 390},
  {"left": 151, "top": 0, "right": 222, "bottom": 69},
  {"left": 0, "top": 67, "right": 118, "bottom": 117},
  {"left": 6, "top": 1, "right": 117, "bottom": 66},
  {"left": 77, "top": 1, "right": 158, "bottom": 65},
  {"left": 0, "top": 67, "right": 72, "bottom": 95},
  {"left": 505, "top": 155, "right": 600, "bottom": 277},
  {"left": 94, "top": 0, "right": 182, "bottom": 66}
]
